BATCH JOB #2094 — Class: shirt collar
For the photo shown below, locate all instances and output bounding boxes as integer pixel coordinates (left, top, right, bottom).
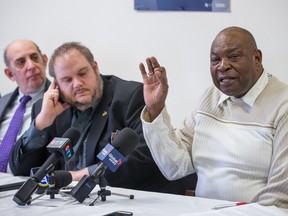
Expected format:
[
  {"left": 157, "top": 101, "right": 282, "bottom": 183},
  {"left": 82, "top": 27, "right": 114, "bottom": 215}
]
[
  {"left": 218, "top": 70, "right": 270, "bottom": 107},
  {"left": 18, "top": 80, "right": 46, "bottom": 103}
]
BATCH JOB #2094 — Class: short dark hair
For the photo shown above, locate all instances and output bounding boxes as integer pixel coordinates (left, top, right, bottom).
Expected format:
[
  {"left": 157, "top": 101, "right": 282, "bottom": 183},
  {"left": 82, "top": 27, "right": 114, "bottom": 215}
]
[{"left": 49, "top": 42, "right": 94, "bottom": 78}]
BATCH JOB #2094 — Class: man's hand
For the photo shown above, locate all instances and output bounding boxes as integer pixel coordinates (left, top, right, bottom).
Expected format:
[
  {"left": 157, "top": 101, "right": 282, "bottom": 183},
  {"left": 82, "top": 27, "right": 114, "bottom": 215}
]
[
  {"left": 139, "top": 56, "right": 169, "bottom": 121},
  {"left": 35, "top": 80, "right": 70, "bottom": 130},
  {"left": 69, "top": 168, "right": 89, "bottom": 181}
]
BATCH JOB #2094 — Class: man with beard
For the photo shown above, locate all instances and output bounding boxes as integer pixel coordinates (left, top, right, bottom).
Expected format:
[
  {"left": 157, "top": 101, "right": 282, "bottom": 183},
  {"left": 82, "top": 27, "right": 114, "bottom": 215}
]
[{"left": 9, "top": 42, "right": 197, "bottom": 194}]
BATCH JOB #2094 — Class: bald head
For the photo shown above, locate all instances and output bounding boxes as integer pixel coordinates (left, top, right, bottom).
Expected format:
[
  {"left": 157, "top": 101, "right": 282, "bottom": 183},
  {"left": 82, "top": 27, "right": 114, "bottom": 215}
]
[
  {"left": 4, "top": 39, "right": 42, "bottom": 67},
  {"left": 211, "top": 26, "right": 258, "bottom": 54}
]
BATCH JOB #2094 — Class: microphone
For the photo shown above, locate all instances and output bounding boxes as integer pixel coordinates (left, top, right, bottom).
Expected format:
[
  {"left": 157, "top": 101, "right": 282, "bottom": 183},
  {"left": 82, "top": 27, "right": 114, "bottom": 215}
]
[
  {"left": 0, "top": 171, "right": 72, "bottom": 193},
  {"left": 71, "top": 127, "right": 139, "bottom": 203},
  {"left": 0, "top": 181, "right": 25, "bottom": 192},
  {"left": 33, "top": 170, "right": 73, "bottom": 195},
  {"left": 50, "top": 170, "right": 72, "bottom": 189},
  {"left": 13, "top": 128, "right": 80, "bottom": 206}
]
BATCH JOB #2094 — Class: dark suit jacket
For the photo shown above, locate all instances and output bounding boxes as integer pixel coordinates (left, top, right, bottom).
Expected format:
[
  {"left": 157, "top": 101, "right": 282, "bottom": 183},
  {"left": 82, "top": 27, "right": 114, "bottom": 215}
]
[
  {"left": 0, "top": 79, "right": 50, "bottom": 173},
  {"left": 0, "top": 90, "right": 19, "bottom": 121},
  {"left": 0, "top": 79, "right": 50, "bottom": 122},
  {"left": 9, "top": 75, "right": 197, "bottom": 194}
]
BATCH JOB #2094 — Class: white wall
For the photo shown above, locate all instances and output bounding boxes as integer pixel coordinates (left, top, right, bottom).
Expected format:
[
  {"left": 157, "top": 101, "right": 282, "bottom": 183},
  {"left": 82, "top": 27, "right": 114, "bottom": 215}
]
[{"left": 1, "top": 0, "right": 288, "bottom": 127}]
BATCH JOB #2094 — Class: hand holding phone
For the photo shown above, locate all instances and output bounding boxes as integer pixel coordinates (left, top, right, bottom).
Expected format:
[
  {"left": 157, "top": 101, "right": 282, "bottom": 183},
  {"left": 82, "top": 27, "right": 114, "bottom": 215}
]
[
  {"left": 58, "top": 94, "right": 65, "bottom": 104},
  {"left": 35, "top": 81, "right": 69, "bottom": 130}
]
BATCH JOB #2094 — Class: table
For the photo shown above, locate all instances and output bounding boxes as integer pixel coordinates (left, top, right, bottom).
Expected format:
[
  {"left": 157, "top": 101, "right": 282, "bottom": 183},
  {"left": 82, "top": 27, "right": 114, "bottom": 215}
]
[
  {"left": 0, "top": 173, "right": 288, "bottom": 216},
  {"left": 0, "top": 173, "right": 235, "bottom": 216}
]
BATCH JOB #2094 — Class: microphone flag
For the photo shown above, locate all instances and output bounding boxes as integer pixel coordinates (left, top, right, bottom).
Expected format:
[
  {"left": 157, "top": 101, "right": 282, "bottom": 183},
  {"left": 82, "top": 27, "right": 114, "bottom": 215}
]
[{"left": 96, "top": 143, "right": 126, "bottom": 172}]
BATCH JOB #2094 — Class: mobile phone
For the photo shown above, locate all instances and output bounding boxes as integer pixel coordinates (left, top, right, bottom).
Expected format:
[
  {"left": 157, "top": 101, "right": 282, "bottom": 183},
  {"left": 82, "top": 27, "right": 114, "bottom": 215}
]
[
  {"left": 58, "top": 94, "right": 65, "bottom": 104},
  {"left": 102, "top": 211, "right": 133, "bottom": 216},
  {"left": 55, "top": 82, "right": 65, "bottom": 104},
  {"left": 60, "top": 185, "right": 74, "bottom": 193}
]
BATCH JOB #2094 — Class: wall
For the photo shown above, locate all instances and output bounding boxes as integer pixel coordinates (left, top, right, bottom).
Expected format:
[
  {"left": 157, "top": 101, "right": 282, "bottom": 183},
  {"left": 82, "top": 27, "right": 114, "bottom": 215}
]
[{"left": 0, "top": 0, "right": 288, "bottom": 127}]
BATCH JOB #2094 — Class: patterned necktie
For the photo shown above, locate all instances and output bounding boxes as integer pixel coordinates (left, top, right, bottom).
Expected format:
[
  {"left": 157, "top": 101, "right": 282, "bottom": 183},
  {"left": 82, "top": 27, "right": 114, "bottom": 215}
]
[{"left": 0, "top": 95, "right": 31, "bottom": 172}]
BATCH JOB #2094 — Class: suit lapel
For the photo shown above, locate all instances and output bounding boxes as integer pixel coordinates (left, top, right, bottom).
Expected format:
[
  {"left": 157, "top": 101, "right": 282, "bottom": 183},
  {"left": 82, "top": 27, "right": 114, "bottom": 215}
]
[
  {"left": 85, "top": 79, "right": 112, "bottom": 164},
  {"left": 0, "top": 89, "right": 19, "bottom": 122},
  {"left": 55, "top": 108, "right": 73, "bottom": 136}
]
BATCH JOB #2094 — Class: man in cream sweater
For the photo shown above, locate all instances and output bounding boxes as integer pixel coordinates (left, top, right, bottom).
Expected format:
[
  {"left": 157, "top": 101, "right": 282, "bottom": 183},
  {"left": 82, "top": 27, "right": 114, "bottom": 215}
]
[{"left": 139, "top": 26, "right": 288, "bottom": 208}]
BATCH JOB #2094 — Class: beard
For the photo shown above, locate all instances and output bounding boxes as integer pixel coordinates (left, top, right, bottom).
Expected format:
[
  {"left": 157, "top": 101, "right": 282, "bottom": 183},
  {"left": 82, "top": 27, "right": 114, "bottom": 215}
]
[
  {"left": 64, "top": 78, "right": 103, "bottom": 111},
  {"left": 73, "top": 95, "right": 101, "bottom": 111}
]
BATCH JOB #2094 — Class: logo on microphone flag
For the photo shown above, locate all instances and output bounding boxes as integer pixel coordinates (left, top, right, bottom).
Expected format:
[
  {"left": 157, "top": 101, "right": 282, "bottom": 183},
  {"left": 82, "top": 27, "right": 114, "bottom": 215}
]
[
  {"left": 97, "top": 143, "right": 126, "bottom": 172},
  {"left": 47, "top": 137, "right": 74, "bottom": 162}
]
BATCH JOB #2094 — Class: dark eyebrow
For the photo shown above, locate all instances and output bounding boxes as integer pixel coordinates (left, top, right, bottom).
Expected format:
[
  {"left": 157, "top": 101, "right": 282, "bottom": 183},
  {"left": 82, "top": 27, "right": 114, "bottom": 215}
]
[
  {"left": 30, "top": 52, "right": 40, "bottom": 56},
  {"left": 14, "top": 52, "right": 40, "bottom": 61}
]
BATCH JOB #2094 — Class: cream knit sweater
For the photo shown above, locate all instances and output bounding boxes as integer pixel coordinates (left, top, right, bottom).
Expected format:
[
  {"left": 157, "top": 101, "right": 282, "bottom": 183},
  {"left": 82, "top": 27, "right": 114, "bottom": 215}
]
[{"left": 142, "top": 71, "right": 288, "bottom": 208}]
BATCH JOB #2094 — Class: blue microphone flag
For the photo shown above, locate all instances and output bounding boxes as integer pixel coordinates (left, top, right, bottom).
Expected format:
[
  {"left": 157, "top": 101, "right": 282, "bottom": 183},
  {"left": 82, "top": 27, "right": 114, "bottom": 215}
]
[{"left": 97, "top": 143, "right": 126, "bottom": 172}]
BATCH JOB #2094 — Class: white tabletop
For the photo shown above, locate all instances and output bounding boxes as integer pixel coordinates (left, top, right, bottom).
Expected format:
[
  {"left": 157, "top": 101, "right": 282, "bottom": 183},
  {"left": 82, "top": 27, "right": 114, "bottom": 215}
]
[
  {"left": 0, "top": 173, "right": 286, "bottom": 216},
  {"left": 0, "top": 172, "right": 234, "bottom": 216}
]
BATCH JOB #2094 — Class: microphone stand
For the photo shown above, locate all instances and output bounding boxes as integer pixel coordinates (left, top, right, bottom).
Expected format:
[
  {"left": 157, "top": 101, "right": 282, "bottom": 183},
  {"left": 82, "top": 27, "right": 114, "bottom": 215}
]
[
  {"left": 89, "top": 171, "right": 134, "bottom": 206},
  {"left": 28, "top": 171, "right": 61, "bottom": 204},
  {"left": 46, "top": 171, "right": 60, "bottom": 199}
]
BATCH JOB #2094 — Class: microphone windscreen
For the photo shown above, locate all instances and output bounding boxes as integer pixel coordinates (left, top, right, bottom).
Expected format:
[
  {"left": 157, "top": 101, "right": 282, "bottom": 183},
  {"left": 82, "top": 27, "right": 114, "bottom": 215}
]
[
  {"left": 53, "top": 170, "right": 72, "bottom": 188},
  {"left": 62, "top": 127, "right": 81, "bottom": 146},
  {"left": 112, "top": 128, "right": 139, "bottom": 156}
]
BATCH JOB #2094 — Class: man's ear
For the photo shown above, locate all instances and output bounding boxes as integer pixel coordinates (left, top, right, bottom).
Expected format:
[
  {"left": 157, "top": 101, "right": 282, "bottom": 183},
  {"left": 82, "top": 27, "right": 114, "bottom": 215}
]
[
  {"left": 254, "top": 49, "right": 262, "bottom": 64},
  {"left": 4, "top": 68, "right": 16, "bottom": 81},
  {"left": 42, "top": 54, "right": 48, "bottom": 66},
  {"left": 92, "top": 61, "right": 100, "bottom": 74}
]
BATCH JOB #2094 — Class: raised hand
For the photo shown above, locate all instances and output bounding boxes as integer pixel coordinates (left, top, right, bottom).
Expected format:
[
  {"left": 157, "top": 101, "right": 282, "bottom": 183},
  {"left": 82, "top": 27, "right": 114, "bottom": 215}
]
[
  {"left": 139, "top": 56, "right": 169, "bottom": 121},
  {"left": 35, "top": 80, "right": 70, "bottom": 130}
]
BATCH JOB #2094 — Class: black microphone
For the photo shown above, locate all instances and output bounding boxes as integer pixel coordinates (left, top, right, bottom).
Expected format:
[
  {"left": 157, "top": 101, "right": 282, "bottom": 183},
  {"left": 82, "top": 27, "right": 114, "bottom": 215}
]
[
  {"left": 71, "top": 127, "right": 139, "bottom": 203},
  {"left": 30, "top": 167, "right": 73, "bottom": 194},
  {"left": 13, "top": 128, "right": 80, "bottom": 205},
  {"left": 50, "top": 170, "right": 72, "bottom": 189},
  {"left": 0, "top": 181, "right": 25, "bottom": 192},
  {"left": 0, "top": 171, "right": 72, "bottom": 193},
  {"left": 42, "top": 170, "right": 73, "bottom": 198},
  {"left": 33, "top": 170, "right": 73, "bottom": 195}
]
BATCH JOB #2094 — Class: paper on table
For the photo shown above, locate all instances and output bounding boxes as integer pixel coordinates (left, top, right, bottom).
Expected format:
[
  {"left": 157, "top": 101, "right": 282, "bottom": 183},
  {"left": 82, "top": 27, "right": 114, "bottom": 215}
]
[{"left": 180, "top": 203, "right": 288, "bottom": 216}]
